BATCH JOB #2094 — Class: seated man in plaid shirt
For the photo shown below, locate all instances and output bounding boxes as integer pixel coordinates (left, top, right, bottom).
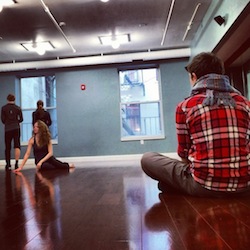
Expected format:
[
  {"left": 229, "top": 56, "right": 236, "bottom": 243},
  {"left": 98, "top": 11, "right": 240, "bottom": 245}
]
[{"left": 141, "top": 52, "right": 250, "bottom": 197}]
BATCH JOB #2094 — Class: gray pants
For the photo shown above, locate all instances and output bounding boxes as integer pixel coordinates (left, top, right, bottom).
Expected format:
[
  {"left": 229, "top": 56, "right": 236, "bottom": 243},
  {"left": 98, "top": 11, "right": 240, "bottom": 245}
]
[{"left": 141, "top": 152, "right": 250, "bottom": 198}]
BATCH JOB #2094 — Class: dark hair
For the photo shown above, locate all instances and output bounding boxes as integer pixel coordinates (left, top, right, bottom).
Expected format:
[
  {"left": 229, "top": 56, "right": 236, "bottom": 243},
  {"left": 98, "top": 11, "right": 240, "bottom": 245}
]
[
  {"left": 185, "top": 52, "right": 225, "bottom": 79},
  {"left": 37, "top": 100, "right": 44, "bottom": 109},
  {"left": 36, "top": 100, "right": 46, "bottom": 122},
  {"left": 7, "top": 94, "right": 15, "bottom": 102}
]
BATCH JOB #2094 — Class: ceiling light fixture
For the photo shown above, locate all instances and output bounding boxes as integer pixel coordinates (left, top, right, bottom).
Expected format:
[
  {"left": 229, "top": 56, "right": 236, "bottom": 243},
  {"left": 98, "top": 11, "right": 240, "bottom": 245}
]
[
  {"left": 0, "top": 0, "right": 16, "bottom": 12},
  {"left": 100, "top": 0, "right": 109, "bottom": 3},
  {"left": 99, "top": 34, "right": 130, "bottom": 49},
  {"left": 21, "top": 41, "right": 55, "bottom": 56},
  {"left": 111, "top": 40, "right": 120, "bottom": 49}
]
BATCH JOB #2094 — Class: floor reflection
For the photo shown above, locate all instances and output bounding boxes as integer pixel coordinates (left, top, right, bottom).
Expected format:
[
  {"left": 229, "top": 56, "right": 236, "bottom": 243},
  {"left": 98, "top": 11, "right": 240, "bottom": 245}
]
[
  {"left": 123, "top": 176, "right": 144, "bottom": 250},
  {"left": 1, "top": 171, "right": 27, "bottom": 249},
  {"left": 123, "top": 175, "right": 174, "bottom": 250},
  {"left": 12, "top": 170, "right": 70, "bottom": 249},
  {"left": 144, "top": 200, "right": 174, "bottom": 250},
  {"left": 144, "top": 191, "right": 250, "bottom": 250},
  {"left": 191, "top": 198, "right": 250, "bottom": 249}
]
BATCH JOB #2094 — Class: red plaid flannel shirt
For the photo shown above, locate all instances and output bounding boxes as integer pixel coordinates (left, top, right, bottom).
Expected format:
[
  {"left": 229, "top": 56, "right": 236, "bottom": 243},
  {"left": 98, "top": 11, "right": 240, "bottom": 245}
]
[{"left": 176, "top": 93, "right": 250, "bottom": 191}]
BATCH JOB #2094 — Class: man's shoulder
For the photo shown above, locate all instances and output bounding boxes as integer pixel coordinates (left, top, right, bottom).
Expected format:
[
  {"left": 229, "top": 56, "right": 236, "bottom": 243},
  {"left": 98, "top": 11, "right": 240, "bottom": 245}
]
[
  {"left": 14, "top": 104, "right": 21, "bottom": 108},
  {"left": 1, "top": 103, "right": 8, "bottom": 109},
  {"left": 233, "top": 93, "right": 250, "bottom": 103},
  {"left": 178, "top": 94, "right": 205, "bottom": 108},
  {"left": 12, "top": 104, "right": 22, "bottom": 111}
]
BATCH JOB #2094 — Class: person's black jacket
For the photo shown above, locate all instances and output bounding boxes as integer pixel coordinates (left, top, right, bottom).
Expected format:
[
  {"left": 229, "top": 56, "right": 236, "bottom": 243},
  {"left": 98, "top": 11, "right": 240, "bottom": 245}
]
[
  {"left": 1, "top": 103, "right": 23, "bottom": 132},
  {"left": 32, "top": 109, "right": 52, "bottom": 126}
]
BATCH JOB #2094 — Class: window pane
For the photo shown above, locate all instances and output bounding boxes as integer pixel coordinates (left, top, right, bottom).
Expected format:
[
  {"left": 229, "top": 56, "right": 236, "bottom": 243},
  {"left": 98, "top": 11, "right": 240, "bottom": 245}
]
[
  {"left": 48, "top": 108, "right": 58, "bottom": 140},
  {"left": 20, "top": 76, "right": 57, "bottom": 143},
  {"left": 119, "top": 67, "right": 164, "bottom": 140},
  {"left": 21, "top": 76, "right": 56, "bottom": 108},
  {"left": 121, "top": 103, "right": 163, "bottom": 137},
  {"left": 120, "top": 68, "right": 159, "bottom": 103},
  {"left": 21, "top": 110, "right": 33, "bottom": 142}
]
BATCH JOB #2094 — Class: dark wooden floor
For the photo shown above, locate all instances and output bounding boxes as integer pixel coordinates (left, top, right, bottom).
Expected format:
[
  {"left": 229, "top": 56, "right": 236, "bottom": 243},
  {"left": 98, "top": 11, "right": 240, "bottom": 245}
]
[{"left": 1, "top": 162, "right": 250, "bottom": 250}]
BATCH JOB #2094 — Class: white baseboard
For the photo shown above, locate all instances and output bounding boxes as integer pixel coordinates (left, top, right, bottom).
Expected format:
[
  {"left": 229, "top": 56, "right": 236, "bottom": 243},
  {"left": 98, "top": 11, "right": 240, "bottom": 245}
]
[
  {"left": 57, "top": 152, "right": 180, "bottom": 162},
  {"left": 0, "top": 152, "right": 180, "bottom": 168}
]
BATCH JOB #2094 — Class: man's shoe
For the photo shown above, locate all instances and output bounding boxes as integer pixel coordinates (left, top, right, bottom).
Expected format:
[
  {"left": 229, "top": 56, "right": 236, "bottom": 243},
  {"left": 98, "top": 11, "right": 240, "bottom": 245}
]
[
  {"left": 158, "top": 182, "right": 169, "bottom": 193},
  {"left": 158, "top": 182, "right": 181, "bottom": 194}
]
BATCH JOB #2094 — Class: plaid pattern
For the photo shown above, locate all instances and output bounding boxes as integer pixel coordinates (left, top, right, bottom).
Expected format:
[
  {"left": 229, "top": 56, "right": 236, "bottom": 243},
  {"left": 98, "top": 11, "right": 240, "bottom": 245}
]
[
  {"left": 176, "top": 88, "right": 250, "bottom": 191},
  {"left": 191, "top": 74, "right": 241, "bottom": 94}
]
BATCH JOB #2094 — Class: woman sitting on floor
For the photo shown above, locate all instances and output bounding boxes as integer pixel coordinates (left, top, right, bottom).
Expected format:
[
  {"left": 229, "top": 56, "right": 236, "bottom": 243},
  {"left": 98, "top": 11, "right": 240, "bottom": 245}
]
[{"left": 14, "top": 120, "right": 75, "bottom": 172}]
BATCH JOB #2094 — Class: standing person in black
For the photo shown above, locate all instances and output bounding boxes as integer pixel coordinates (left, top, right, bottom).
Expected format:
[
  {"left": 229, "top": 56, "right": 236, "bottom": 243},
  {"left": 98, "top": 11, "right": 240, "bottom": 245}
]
[
  {"left": 1, "top": 94, "right": 23, "bottom": 170},
  {"left": 32, "top": 100, "right": 52, "bottom": 127}
]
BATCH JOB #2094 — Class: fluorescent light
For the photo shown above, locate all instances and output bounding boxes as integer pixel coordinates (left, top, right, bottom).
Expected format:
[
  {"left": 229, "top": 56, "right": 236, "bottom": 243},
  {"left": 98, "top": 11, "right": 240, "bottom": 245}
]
[
  {"left": 111, "top": 40, "right": 120, "bottom": 49},
  {"left": 0, "top": 0, "right": 15, "bottom": 12},
  {"left": 99, "top": 34, "right": 130, "bottom": 49},
  {"left": 21, "top": 41, "right": 54, "bottom": 56},
  {"left": 100, "top": 0, "right": 109, "bottom": 2},
  {"left": 2, "top": 0, "right": 15, "bottom": 5}
]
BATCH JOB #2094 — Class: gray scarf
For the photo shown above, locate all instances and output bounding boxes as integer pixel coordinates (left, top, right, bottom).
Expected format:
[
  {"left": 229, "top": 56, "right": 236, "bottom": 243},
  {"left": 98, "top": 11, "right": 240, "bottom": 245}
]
[{"left": 191, "top": 74, "right": 241, "bottom": 107}]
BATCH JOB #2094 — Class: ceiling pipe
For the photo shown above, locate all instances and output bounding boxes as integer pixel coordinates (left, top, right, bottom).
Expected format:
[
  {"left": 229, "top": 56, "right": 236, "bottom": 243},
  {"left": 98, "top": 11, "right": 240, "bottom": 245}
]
[
  {"left": 0, "top": 48, "right": 190, "bottom": 72},
  {"left": 182, "top": 3, "right": 201, "bottom": 41},
  {"left": 161, "top": 0, "right": 176, "bottom": 46},
  {"left": 39, "top": 0, "right": 76, "bottom": 53}
]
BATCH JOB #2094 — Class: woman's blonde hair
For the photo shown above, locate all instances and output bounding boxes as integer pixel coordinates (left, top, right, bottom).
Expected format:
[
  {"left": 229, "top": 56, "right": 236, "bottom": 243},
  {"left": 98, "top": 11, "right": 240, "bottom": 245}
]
[{"left": 35, "top": 120, "right": 51, "bottom": 146}]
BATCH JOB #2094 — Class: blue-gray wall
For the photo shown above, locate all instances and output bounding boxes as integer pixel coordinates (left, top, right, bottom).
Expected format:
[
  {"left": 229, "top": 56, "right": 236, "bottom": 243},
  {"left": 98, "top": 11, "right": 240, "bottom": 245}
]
[
  {"left": 0, "top": 59, "right": 190, "bottom": 159},
  {"left": 191, "top": 0, "right": 249, "bottom": 56}
]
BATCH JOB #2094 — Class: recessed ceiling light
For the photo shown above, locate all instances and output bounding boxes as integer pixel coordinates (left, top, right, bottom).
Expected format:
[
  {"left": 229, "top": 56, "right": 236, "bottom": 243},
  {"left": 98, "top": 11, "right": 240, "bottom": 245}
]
[
  {"left": 21, "top": 41, "right": 55, "bottom": 56},
  {"left": 100, "top": 0, "right": 109, "bottom": 2},
  {"left": 99, "top": 34, "right": 130, "bottom": 49},
  {"left": 111, "top": 40, "right": 120, "bottom": 49}
]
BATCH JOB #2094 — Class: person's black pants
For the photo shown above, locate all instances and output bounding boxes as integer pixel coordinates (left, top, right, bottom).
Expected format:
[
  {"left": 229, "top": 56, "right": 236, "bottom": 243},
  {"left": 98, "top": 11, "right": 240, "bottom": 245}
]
[
  {"left": 4, "top": 128, "right": 20, "bottom": 165},
  {"left": 39, "top": 156, "right": 69, "bottom": 170}
]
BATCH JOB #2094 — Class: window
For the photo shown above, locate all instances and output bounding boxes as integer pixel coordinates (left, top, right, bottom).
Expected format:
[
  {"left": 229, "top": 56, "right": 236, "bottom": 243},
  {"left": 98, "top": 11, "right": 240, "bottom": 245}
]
[
  {"left": 119, "top": 67, "right": 164, "bottom": 141},
  {"left": 19, "top": 75, "right": 57, "bottom": 144}
]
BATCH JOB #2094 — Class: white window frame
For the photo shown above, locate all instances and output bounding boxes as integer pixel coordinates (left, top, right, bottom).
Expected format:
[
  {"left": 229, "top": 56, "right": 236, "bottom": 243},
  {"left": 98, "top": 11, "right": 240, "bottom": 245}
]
[
  {"left": 119, "top": 66, "right": 165, "bottom": 141},
  {"left": 17, "top": 75, "right": 58, "bottom": 145}
]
